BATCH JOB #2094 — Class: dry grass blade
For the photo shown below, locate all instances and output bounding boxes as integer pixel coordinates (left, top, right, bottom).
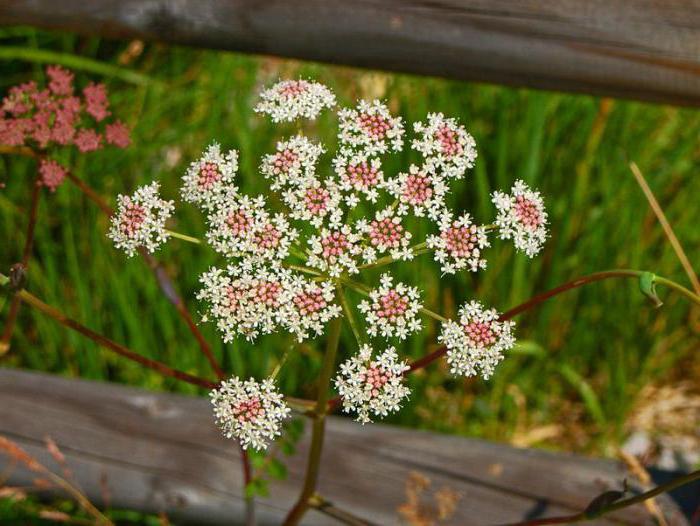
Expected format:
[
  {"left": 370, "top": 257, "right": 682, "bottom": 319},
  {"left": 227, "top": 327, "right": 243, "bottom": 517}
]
[{"left": 630, "top": 161, "right": 700, "bottom": 294}]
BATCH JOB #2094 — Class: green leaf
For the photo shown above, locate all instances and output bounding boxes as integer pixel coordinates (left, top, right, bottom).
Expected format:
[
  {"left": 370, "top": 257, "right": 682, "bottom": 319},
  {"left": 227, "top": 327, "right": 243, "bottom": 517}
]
[
  {"left": 245, "top": 478, "right": 269, "bottom": 499},
  {"left": 639, "top": 272, "right": 663, "bottom": 308},
  {"left": 268, "top": 458, "right": 288, "bottom": 480}
]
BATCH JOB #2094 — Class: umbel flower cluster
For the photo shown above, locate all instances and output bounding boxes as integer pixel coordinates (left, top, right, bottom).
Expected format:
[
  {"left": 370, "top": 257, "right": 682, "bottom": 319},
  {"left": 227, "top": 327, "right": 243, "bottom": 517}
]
[
  {"left": 0, "top": 65, "right": 130, "bottom": 192},
  {"left": 108, "top": 79, "right": 548, "bottom": 450}
]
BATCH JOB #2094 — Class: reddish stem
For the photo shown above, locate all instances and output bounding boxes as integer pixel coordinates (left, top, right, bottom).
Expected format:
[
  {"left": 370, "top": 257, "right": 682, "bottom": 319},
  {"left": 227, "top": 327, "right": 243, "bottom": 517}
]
[
  {"left": 326, "top": 270, "right": 655, "bottom": 412},
  {"left": 65, "top": 172, "right": 225, "bottom": 380},
  {"left": 17, "top": 287, "right": 216, "bottom": 390},
  {"left": 1, "top": 171, "right": 43, "bottom": 350}
]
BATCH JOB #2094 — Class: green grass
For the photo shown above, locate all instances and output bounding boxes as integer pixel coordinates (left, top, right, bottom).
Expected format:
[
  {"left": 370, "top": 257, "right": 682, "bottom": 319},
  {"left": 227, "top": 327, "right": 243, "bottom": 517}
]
[{"left": 1, "top": 28, "right": 698, "bottom": 455}]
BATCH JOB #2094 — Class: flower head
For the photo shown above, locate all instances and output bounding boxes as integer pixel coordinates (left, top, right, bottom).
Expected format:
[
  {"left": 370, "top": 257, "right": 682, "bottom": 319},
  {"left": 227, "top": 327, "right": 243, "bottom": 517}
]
[
  {"left": 197, "top": 264, "right": 296, "bottom": 342},
  {"left": 335, "top": 345, "right": 410, "bottom": 424},
  {"left": 260, "top": 135, "right": 324, "bottom": 191},
  {"left": 286, "top": 276, "right": 342, "bottom": 342},
  {"left": 491, "top": 180, "right": 548, "bottom": 257},
  {"left": 337, "top": 100, "right": 404, "bottom": 156},
  {"left": 211, "top": 376, "right": 291, "bottom": 450},
  {"left": 307, "top": 224, "right": 363, "bottom": 277},
  {"left": 206, "top": 195, "right": 298, "bottom": 263},
  {"left": 385, "top": 164, "right": 449, "bottom": 221},
  {"left": 181, "top": 143, "right": 239, "bottom": 209},
  {"left": 427, "top": 213, "right": 490, "bottom": 274},
  {"left": 439, "top": 301, "right": 515, "bottom": 379},
  {"left": 333, "top": 153, "right": 384, "bottom": 204},
  {"left": 412, "top": 113, "right": 477, "bottom": 179},
  {"left": 255, "top": 79, "right": 336, "bottom": 122},
  {"left": 108, "top": 182, "right": 174, "bottom": 257},
  {"left": 38, "top": 159, "right": 67, "bottom": 192},
  {"left": 358, "top": 274, "right": 422, "bottom": 340},
  {"left": 356, "top": 207, "right": 413, "bottom": 264}
]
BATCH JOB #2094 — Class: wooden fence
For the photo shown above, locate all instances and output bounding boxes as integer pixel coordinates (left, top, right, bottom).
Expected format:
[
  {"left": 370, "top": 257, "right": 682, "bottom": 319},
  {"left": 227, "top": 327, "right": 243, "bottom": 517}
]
[
  {"left": 0, "top": 369, "right": 691, "bottom": 525},
  {"left": 2, "top": 1, "right": 700, "bottom": 105}
]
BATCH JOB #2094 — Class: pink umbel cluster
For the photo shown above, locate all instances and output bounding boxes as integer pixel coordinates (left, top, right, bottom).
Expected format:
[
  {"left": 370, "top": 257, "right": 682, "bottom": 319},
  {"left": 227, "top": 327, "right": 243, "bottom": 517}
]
[
  {"left": 359, "top": 274, "right": 422, "bottom": 340},
  {"left": 254, "top": 79, "right": 336, "bottom": 122},
  {"left": 210, "top": 376, "right": 291, "bottom": 450},
  {"left": 439, "top": 301, "right": 515, "bottom": 379},
  {"left": 108, "top": 78, "right": 550, "bottom": 445},
  {"left": 492, "top": 180, "right": 548, "bottom": 257},
  {"left": 0, "top": 65, "right": 131, "bottom": 192},
  {"left": 107, "top": 182, "right": 174, "bottom": 257},
  {"left": 334, "top": 345, "right": 410, "bottom": 424},
  {"left": 38, "top": 159, "right": 67, "bottom": 193}
]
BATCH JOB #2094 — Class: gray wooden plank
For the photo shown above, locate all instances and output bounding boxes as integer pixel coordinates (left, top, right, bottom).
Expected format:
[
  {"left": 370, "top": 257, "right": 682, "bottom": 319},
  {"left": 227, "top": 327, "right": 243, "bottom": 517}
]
[
  {"left": 2, "top": 1, "right": 700, "bottom": 106},
  {"left": 0, "top": 368, "right": 690, "bottom": 525}
]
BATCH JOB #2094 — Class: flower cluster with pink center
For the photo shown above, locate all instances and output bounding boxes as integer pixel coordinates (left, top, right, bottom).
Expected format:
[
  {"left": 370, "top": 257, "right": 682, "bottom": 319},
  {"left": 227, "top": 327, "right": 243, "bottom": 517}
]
[
  {"left": 427, "top": 213, "right": 490, "bottom": 274},
  {"left": 359, "top": 274, "right": 422, "bottom": 340},
  {"left": 182, "top": 143, "right": 239, "bottom": 209},
  {"left": 211, "top": 376, "right": 291, "bottom": 450},
  {"left": 492, "top": 179, "right": 548, "bottom": 257},
  {"left": 105, "top": 79, "right": 552, "bottom": 442},
  {"left": 254, "top": 79, "right": 336, "bottom": 122},
  {"left": 412, "top": 112, "right": 477, "bottom": 180},
  {"left": 335, "top": 345, "right": 410, "bottom": 424},
  {"left": 107, "top": 182, "right": 174, "bottom": 257},
  {"left": 206, "top": 195, "right": 297, "bottom": 262},
  {"left": 439, "top": 301, "right": 515, "bottom": 379},
  {"left": 337, "top": 99, "right": 404, "bottom": 156}
]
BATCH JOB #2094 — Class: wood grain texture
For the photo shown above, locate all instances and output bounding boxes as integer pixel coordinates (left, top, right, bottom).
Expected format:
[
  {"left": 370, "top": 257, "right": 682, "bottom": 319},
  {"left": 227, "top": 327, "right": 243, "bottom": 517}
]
[
  {"left": 0, "top": 369, "right": 691, "bottom": 525},
  {"left": 2, "top": 1, "right": 700, "bottom": 105}
]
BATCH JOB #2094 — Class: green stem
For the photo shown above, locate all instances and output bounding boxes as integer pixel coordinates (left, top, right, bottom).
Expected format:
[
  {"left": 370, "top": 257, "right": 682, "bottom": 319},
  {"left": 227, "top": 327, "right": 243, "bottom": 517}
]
[
  {"left": 339, "top": 288, "right": 364, "bottom": 345},
  {"left": 165, "top": 229, "right": 202, "bottom": 244},
  {"left": 0, "top": 46, "right": 156, "bottom": 86},
  {"left": 283, "top": 291, "right": 343, "bottom": 526},
  {"left": 358, "top": 241, "right": 429, "bottom": 270}
]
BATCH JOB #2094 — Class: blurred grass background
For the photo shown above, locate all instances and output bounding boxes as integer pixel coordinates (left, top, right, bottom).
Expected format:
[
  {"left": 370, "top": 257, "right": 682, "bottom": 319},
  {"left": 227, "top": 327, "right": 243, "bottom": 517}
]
[{"left": 1, "top": 28, "right": 698, "bottom": 458}]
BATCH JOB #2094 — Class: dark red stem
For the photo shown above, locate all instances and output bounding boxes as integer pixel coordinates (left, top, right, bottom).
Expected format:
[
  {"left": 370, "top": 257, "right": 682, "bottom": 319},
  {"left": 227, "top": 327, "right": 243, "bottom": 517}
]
[{"left": 1, "top": 171, "right": 43, "bottom": 349}]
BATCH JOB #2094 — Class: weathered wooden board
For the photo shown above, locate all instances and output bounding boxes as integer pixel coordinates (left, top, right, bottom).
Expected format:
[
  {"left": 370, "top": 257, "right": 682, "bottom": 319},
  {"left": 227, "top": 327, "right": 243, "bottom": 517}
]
[
  {"left": 0, "top": 368, "right": 691, "bottom": 525},
  {"left": 2, "top": 1, "right": 700, "bottom": 106}
]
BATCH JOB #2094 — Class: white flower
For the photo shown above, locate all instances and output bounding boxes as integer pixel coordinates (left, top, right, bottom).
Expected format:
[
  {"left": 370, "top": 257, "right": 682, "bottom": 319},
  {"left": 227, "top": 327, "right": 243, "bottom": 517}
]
[
  {"left": 412, "top": 113, "right": 477, "bottom": 179},
  {"left": 358, "top": 274, "right": 422, "bottom": 340},
  {"left": 439, "top": 301, "right": 515, "bottom": 379},
  {"left": 255, "top": 79, "right": 336, "bottom": 122},
  {"left": 281, "top": 177, "right": 344, "bottom": 229},
  {"left": 307, "top": 224, "right": 363, "bottom": 277},
  {"left": 334, "top": 345, "right": 410, "bottom": 424},
  {"left": 385, "top": 164, "right": 449, "bottom": 221},
  {"left": 491, "top": 180, "right": 548, "bottom": 257},
  {"left": 337, "top": 99, "right": 404, "bottom": 156},
  {"left": 356, "top": 207, "right": 412, "bottom": 264},
  {"left": 285, "top": 276, "right": 342, "bottom": 341},
  {"left": 181, "top": 143, "right": 238, "bottom": 209},
  {"left": 211, "top": 376, "right": 291, "bottom": 450},
  {"left": 427, "top": 213, "right": 490, "bottom": 274},
  {"left": 108, "top": 181, "right": 174, "bottom": 257},
  {"left": 206, "top": 195, "right": 298, "bottom": 263},
  {"left": 260, "top": 135, "right": 325, "bottom": 191},
  {"left": 197, "top": 264, "right": 294, "bottom": 342},
  {"left": 333, "top": 152, "right": 384, "bottom": 204}
]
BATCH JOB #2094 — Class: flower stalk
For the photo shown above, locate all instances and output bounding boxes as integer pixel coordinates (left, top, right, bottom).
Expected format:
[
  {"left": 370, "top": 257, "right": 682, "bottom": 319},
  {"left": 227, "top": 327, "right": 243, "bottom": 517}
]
[{"left": 283, "top": 289, "right": 344, "bottom": 525}]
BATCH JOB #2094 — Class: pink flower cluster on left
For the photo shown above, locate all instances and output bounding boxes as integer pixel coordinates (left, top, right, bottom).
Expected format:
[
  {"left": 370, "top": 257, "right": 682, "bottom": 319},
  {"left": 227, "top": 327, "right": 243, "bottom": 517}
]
[{"left": 0, "top": 65, "right": 130, "bottom": 192}]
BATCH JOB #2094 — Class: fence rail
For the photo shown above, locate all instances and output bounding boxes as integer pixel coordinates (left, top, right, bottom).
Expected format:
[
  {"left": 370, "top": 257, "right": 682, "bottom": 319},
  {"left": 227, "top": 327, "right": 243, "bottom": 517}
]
[
  {"left": 2, "top": 1, "right": 700, "bottom": 105},
  {"left": 0, "top": 369, "right": 691, "bottom": 525}
]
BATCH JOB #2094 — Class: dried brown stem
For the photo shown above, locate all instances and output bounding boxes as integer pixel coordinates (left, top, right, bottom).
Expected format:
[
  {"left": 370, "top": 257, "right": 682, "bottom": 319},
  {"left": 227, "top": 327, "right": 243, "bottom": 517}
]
[{"left": 630, "top": 161, "right": 700, "bottom": 294}]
